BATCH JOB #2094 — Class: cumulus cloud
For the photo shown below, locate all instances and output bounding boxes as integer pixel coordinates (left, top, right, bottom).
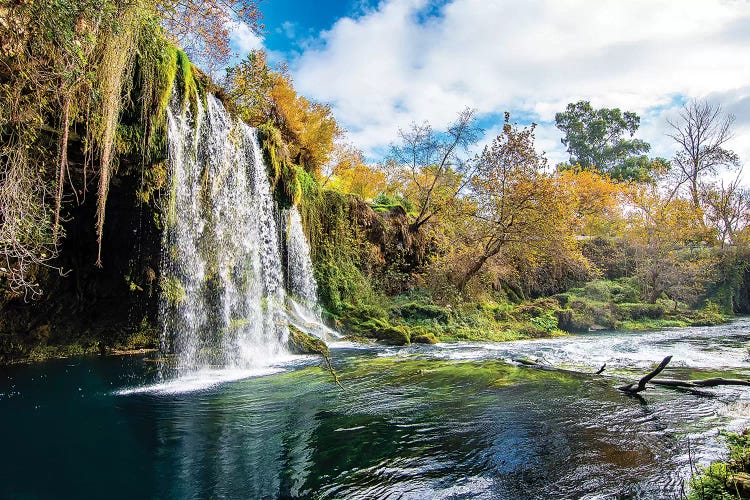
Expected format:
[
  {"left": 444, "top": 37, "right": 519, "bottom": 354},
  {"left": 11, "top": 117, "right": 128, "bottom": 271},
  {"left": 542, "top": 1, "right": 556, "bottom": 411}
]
[
  {"left": 289, "top": 0, "right": 750, "bottom": 176},
  {"left": 230, "top": 21, "right": 264, "bottom": 54}
]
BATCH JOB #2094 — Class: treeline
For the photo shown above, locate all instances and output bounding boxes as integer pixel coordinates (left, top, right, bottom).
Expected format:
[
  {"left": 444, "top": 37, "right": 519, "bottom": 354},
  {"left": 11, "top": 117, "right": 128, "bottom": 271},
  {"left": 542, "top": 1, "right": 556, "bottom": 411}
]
[
  {"left": 1, "top": 0, "right": 749, "bottom": 357},
  {"left": 221, "top": 48, "right": 749, "bottom": 342}
]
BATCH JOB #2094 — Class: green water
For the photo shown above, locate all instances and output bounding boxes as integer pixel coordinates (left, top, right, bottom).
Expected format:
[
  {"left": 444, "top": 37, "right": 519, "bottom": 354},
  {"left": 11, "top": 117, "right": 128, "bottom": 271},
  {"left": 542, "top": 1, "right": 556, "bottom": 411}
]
[{"left": 2, "top": 320, "right": 750, "bottom": 498}]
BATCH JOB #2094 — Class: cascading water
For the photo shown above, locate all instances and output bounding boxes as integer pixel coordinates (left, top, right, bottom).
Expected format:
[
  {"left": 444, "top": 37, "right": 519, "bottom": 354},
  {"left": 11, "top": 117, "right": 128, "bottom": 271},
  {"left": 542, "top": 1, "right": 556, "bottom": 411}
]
[
  {"left": 284, "top": 206, "right": 342, "bottom": 340},
  {"left": 285, "top": 207, "right": 320, "bottom": 313},
  {"left": 160, "top": 94, "right": 289, "bottom": 375}
]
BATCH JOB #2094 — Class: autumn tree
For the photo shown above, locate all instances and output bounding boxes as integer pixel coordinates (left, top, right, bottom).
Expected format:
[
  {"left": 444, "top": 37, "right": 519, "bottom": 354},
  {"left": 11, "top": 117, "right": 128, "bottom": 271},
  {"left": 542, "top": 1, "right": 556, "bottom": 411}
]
[
  {"left": 454, "top": 114, "right": 575, "bottom": 290},
  {"left": 625, "top": 184, "right": 715, "bottom": 305},
  {"left": 554, "top": 168, "right": 624, "bottom": 237},
  {"left": 228, "top": 50, "right": 340, "bottom": 175},
  {"left": 700, "top": 175, "right": 750, "bottom": 248},
  {"left": 555, "top": 101, "right": 656, "bottom": 182},
  {"left": 323, "top": 141, "right": 386, "bottom": 200},
  {"left": 388, "top": 108, "right": 480, "bottom": 232},
  {"left": 157, "top": 0, "right": 262, "bottom": 70},
  {"left": 667, "top": 100, "right": 740, "bottom": 209}
]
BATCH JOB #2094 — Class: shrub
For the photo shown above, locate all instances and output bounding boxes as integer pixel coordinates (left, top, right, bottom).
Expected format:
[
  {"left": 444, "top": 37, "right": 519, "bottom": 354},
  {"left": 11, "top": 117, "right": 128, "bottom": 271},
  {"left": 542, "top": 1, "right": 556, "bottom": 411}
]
[{"left": 392, "top": 302, "right": 451, "bottom": 323}]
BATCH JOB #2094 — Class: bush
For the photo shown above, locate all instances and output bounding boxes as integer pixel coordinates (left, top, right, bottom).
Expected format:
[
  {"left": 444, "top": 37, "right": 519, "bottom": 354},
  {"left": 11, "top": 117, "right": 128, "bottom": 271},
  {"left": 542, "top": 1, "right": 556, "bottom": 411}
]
[
  {"left": 689, "top": 430, "right": 750, "bottom": 499},
  {"left": 616, "top": 303, "right": 665, "bottom": 320},
  {"left": 392, "top": 302, "right": 451, "bottom": 323},
  {"left": 582, "top": 280, "right": 611, "bottom": 302}
]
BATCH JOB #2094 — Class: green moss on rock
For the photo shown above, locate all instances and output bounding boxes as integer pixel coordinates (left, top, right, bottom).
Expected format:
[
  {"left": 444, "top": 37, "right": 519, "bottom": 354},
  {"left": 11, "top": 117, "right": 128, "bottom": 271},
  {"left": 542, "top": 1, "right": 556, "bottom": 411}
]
[{"left": 287, "top": 324, "right": 330, "bottom": 356}]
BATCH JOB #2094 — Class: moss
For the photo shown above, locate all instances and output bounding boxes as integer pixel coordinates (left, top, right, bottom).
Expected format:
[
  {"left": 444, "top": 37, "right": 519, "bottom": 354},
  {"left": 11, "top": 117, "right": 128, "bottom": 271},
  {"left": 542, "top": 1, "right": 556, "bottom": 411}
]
[
  {"left": 371, "top": 325, "right": 411, "bottom": 345},
  {"left": 412, "top": 332, "right": 439, "bottom": 344},
  {"left": 287, "top": 324, "right": 330, "bottom": 356},
  {"left": 391, "top": 302, "right": 452, "bottom": 323},
  {"left": 689, "top": 430, "right": 750, "bottom": 499},
  {"left": 159, "top": 275, "right": 186, "bottom": 305},
  {"left": 689, "top": 300, "right": 726, "bottom": 326},
  {"left": 618, "top": 318, "right": 689, "bottom": 331},
  {"left": 615, "top": 302, "right": 665, "bottom": 320},
  {"left": 175, "top": 49, "right": 198, "bottom": 114}
]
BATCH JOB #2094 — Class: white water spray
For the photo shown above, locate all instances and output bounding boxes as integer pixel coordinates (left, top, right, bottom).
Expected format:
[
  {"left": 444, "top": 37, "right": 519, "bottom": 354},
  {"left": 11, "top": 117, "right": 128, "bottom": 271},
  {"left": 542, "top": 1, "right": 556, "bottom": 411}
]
[
  {"left": 285, "top": 206, "right": 342, "bottom": 341},
  {"left": 161, "top": 95, "right": 289, "bottom": 375}
]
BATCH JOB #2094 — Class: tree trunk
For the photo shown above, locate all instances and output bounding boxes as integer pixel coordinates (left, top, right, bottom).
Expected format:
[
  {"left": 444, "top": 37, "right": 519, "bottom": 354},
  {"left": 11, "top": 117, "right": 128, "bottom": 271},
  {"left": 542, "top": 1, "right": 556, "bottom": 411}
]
[{"left": 456, "top": 253, "right": 492, "bottom": 291}]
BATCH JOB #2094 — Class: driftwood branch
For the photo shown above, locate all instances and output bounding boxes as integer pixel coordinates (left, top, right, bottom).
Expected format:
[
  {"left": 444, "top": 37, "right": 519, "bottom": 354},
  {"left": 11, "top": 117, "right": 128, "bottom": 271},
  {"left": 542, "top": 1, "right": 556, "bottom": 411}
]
[
  {"left": 618, "top": 356, "right": 673, "bottom": 393},
  {"left": 650, "top": 378, "right": 750, "bottom": 388},
  {"left": 514, "top": 355, "right": 750, "bottom": 396}
]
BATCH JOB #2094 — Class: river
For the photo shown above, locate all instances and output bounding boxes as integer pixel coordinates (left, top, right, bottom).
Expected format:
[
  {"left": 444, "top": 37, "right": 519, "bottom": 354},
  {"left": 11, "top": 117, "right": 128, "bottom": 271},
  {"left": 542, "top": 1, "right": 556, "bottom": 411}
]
[{"left": 2, "top": 319, "right": 750, "bottom": 498}]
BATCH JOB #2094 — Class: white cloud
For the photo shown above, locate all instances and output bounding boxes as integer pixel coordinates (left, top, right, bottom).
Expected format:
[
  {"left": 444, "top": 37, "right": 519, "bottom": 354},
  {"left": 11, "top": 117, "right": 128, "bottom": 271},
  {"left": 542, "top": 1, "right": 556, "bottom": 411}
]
[
  {"left": 230, "top": 21, "right": 264, "bottom": 54},
  {"left": 289, "top": 0, "right": 750, "bottom": 181}
]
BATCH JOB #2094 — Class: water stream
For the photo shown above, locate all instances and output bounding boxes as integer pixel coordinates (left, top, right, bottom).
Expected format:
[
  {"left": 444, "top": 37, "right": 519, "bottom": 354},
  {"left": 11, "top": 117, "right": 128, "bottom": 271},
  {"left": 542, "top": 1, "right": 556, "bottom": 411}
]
[
  {"left": 2, "top": 320, "right": 749, "bottom": 498},
  {"left": 161, "top": 95, "right": 292, "bottom": 376},
  {"left": 14, "top": 94, "right": 744, "bottom": 498}
]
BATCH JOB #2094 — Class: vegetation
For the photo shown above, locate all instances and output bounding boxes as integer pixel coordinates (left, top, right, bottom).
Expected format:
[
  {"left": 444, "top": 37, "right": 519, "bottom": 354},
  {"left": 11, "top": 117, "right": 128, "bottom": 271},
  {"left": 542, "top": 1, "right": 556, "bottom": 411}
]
[
  {"left": 1, "top": 0, "right": 749, "bottom": 361},
  {"left": 689, "top": 430, "right": 750, "bottom": 499},
  {"left": 554, "top": 100, "right": 666, "bottom": 182}
]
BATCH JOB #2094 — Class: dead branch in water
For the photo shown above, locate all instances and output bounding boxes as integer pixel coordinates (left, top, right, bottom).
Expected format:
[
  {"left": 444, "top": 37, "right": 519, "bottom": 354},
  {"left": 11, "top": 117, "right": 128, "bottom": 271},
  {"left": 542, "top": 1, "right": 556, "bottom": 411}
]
[
  {"left": 618, "top": 356, "right": 673, "bottom": 393},
  {"left": 514, "top": 354, "right": 750, "bottom": 395}
]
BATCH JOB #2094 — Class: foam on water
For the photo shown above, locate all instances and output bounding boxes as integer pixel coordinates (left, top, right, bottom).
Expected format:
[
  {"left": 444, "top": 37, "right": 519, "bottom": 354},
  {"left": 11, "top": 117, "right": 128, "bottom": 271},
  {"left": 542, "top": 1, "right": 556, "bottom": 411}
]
[{"left": 116, "top": 367, "right": 286, "bottom": 395}]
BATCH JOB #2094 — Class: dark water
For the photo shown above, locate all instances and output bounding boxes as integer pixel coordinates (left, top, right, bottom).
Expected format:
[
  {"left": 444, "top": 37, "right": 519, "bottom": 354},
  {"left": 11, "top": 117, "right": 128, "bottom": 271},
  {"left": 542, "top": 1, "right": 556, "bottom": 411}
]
[{"left": 2, "top": 320, "right": 750, "bottom": 499}]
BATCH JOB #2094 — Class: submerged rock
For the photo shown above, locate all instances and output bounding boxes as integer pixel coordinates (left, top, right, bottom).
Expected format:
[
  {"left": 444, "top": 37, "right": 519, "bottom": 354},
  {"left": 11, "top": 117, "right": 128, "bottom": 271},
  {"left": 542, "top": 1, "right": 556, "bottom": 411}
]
[{"left": 287, "top": 324, "right": 330, "bottom": 356}]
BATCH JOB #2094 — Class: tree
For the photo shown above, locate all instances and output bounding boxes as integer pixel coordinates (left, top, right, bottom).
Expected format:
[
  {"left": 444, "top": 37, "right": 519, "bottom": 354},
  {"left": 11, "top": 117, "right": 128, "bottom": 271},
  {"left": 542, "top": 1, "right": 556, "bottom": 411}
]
[
  {"left": 701, "top": 175, "right": 750, "bottom": 248},
  {"left": 157, "top": 0, "right": 262, "bottom": 70},
  {"left": 228, "top": 50, "right": 340, "bottom": 175},
  {"left": 454, "top": 114, "right": 574, "bottom": 290},
  {"left": 323, "top": 142, "right": 386, "bottom": 200},
  {"left": 625, "top": 185, "right": 715, "bottom": 304},
  {"left": 388, "top": 108, "right": 480, "bottom": 232},
  {"left": 555, "top": 101, "right": 653, "bottom": 181},
  {"left": 554, "top": 168, "right": 624, "bottom": 237},
  {"left": 667, "top": 100, "right": 740, "bottom": 209}
]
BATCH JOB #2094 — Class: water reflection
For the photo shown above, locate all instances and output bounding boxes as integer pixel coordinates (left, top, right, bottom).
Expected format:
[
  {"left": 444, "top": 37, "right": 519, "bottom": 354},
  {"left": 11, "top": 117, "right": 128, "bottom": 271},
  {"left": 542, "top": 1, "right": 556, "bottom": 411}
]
[{"left": 2, "top": 320, "right": 750, "bottom": 498}]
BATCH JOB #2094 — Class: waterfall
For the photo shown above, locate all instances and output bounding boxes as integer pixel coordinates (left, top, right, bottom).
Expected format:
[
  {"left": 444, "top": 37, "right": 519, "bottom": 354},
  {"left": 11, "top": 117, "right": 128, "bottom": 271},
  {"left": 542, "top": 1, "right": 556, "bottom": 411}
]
[
  {"left": 161, "top": 95, "right": 289, "bottom": 375},
  {"left": 285, "top": 206, "right": 342, "bottom": 340},
  {"left": 285, "top": 206, "right": 320, "bottom": 314}
]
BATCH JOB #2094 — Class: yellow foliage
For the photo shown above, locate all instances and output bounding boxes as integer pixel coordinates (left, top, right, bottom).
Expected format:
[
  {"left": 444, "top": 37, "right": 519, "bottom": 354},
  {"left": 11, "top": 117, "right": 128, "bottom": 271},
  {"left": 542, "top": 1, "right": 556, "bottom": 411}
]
[
  {"left": 328, "top": 163, "right": 386, "bottom": 201},
  {"left": 229, "top": 50, "right": 340, "bottom": 175},
  {"left": 555, "top": 169, "right": 625, "bottom": 237}
]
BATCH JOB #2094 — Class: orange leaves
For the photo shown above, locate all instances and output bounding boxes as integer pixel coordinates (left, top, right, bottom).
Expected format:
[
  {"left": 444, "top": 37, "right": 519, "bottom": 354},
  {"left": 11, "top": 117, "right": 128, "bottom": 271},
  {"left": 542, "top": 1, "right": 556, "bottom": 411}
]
[
  {"left": 229, "top": 50, "right": 340, "bottom": 175},
  {"left": 157, "top": 0, "right": 262, "bottom": 69},
  {"left": 554, "top": 169, "right": 625, "bottom": 237}
]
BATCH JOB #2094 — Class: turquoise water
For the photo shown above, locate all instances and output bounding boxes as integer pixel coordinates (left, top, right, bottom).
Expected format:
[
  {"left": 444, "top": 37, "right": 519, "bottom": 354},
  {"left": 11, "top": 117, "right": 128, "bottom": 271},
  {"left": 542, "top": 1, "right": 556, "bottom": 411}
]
[{"left": 2, "top": 320, "right": 750, "bottom": 498}]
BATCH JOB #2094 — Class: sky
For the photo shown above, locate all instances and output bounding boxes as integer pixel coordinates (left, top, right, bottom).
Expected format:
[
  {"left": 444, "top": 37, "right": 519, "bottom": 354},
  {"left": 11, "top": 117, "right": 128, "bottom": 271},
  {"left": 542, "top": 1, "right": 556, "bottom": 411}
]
[{"left": 231, "top": 0, "right": 750, "bottom": 182}]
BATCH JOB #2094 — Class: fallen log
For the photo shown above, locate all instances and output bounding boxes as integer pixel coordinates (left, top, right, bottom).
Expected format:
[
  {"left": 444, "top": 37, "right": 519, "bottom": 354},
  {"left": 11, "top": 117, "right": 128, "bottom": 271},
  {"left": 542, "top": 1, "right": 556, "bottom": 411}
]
[
  {"left": 618, "top": 356, "right": 672, "bottom": 394},
  {"left": 513, "top": 355, "right": 750, "bottom": 395},
  {"left": 650, "top": 378, "right": 750, "bottom": 388}
]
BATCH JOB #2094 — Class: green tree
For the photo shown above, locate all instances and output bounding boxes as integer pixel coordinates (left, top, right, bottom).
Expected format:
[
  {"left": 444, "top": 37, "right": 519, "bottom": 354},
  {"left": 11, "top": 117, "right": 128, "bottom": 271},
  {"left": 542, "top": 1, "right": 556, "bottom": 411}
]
[{"left": 555, "top": 100, "right": 654, "bottom": 182}]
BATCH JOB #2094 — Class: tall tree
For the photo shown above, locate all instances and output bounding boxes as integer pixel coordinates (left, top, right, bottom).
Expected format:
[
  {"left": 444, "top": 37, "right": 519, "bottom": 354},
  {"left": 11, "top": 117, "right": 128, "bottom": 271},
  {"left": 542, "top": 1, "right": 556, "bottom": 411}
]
[
  {"left": 701, "top": 175, "right": 750, "bottom": 248},
  {"left": 455, "top": 114, "right": 573, "bottom": 290},
  {"left": 666, "top": 100, "right": 740, "bottom": 209},
  {"left": 555, "top": 100, "right": 653, "bottom": 181},
  {"left": 228, "top": 50, "right": 340, "bottom": 174},
  {"left": 388, "top": 108, "right": 480, "bottom": 232}
]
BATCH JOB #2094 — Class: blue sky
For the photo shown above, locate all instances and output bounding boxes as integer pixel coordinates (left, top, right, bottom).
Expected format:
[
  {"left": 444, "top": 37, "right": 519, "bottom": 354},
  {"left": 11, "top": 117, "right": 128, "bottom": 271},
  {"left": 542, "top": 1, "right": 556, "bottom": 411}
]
[{"left": 233, "top": 0, "right": 750, "bottom": 181}]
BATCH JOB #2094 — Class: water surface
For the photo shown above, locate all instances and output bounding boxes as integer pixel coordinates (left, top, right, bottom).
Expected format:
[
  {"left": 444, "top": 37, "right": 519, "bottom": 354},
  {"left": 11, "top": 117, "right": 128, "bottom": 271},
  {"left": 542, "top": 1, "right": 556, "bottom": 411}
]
[{"left": 2, "top": 319, "right": 750, "bottom": 498}]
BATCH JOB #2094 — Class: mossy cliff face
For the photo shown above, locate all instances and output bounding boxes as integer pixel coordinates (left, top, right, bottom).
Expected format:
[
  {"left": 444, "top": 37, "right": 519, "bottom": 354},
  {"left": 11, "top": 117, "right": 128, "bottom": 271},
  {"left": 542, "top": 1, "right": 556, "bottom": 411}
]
[{"left": 0, "top": 33, "right": 206, "bottom": 363}]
